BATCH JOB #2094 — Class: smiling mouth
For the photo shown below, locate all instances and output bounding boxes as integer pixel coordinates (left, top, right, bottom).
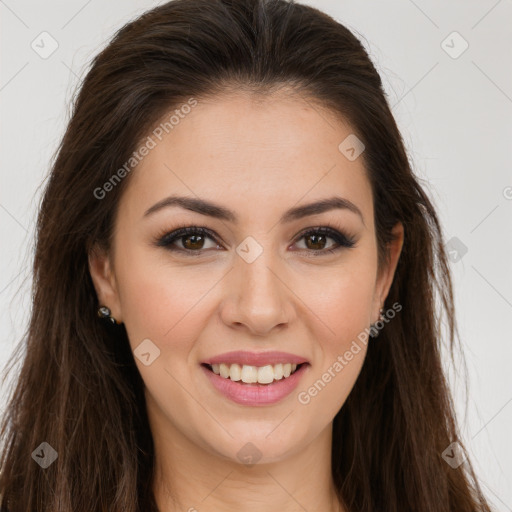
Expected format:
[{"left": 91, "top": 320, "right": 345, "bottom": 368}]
[{"left": 202, "top": 362, "right": 307, "bottom": 385}]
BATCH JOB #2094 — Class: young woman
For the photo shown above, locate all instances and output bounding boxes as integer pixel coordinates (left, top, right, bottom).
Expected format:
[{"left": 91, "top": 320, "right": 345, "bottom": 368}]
[{"left": 0, "top": 0, "right": 494, "bottom": 510}]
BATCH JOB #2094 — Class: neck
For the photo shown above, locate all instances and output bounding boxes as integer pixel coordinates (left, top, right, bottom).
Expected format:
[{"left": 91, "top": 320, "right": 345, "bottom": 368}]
[{"left": 151, "top": 420, "right": 345, "bottom": 512}]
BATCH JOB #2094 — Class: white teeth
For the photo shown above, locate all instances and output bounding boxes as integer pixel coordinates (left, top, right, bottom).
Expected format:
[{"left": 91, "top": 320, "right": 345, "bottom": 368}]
[
  {"left": 240, "top": 365, "right": 258, "bottom": 383},
  {"left": 208, "top": 362, "right": 301, "bottom": 384},
  {"left": 273, "top": 363, "right": 284, "bottom": 380},
  {"left": 257, "top": 365, "right": 274, "bottom": 384},
  {"left": 229, "top": 363, "right": 241, "bottom": 381},
  {"left": 219, "top": 363, "right": 230, "bottom": 378}
]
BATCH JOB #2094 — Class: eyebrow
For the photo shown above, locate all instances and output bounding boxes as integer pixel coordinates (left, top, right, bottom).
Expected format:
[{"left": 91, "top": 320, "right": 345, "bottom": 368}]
[{"left": 143, "top": 194, "right": 365, "bottom": 225}]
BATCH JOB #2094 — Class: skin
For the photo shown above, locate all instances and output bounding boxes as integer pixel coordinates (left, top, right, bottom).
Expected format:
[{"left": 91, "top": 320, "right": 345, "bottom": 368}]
[{"left": 89, "top": 89, "right": 403, "bottom": 512}]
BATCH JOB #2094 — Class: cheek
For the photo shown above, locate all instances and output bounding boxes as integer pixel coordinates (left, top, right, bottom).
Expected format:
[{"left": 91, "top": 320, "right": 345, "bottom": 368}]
[
  {"left": 304, "top": 258, "right": 376, "bottom": 343},
  {"left": 296, "top": 271, "right": 372, "bottom": 419},
  {"left": 114, "top": 242, "right": 221, "bottom": 362}
]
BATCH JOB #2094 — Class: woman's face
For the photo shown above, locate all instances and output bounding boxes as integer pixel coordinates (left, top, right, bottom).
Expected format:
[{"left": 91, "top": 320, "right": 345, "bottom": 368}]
[{"left": 90, "top": 90, "right": 402, "bottom": 465}]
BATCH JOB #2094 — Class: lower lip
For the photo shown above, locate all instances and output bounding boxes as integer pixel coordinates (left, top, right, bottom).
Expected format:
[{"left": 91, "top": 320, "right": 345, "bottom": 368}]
[{"left": 200, "top": 363, "right": 309, "bottom": 406}]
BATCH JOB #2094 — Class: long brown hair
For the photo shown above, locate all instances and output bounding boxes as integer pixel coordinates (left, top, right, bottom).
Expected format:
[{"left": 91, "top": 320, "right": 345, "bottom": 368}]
[{"left": 0, "top": 0, "right": 494, "bottom": 510}]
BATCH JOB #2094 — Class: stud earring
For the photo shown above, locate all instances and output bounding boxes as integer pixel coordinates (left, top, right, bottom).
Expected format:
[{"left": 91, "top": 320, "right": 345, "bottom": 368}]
[
  {"left": 97, "top": 305, "right": 120, "bottom": 325},
  {"left": 369, "top": 307, "right": 386, "bottom": 338}
]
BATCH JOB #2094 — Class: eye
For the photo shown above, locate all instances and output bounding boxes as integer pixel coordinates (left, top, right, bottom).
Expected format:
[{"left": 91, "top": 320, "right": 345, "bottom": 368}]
[
  {"left": 155, "top": 226, "right": 221, "bottom": 254},
  {"left": 154, "top": 225, "right": 356, "bottom": 256},
  {"left": 293, "top": 226, "right": 356, "bottom": 255}
]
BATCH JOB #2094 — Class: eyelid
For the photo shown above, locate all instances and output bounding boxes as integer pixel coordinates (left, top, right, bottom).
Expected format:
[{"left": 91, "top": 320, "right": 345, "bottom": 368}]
[
  {"left": 290, "top": 225, "right": 357, "bottom": 255},
  {"left": 293, "top": 223, "right": 354, "bottom": 242},
  {"left": 154, "top": 226, "right": 221, "bottom": 251},
  {"left": 154, "top": 222, "right": 357, "bottom": 254}
]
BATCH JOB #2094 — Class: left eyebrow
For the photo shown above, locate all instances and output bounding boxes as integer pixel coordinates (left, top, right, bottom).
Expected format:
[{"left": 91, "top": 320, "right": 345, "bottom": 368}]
[
  {"left": 143, "top": 195, "right": 365, "bottom": 226},
  {"left": 281, "top": 196, "right": 365, "bottom": 226}
]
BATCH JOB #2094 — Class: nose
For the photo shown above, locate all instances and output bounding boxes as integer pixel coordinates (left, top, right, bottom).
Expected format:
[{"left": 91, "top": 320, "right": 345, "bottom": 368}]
[{"left": 219, "top": 248, "right": 294, "bottom": 337}]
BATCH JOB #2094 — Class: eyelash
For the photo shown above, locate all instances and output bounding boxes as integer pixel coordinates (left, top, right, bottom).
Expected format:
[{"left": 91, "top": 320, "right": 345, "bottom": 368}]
[{"left": 154, "top": 223, "right": 356, "bottom": 257}]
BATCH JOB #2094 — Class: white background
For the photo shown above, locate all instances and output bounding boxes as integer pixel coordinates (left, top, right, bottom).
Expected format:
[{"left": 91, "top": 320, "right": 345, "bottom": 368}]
[{"left": 1, "top": 0, "right": 511, "bottom": 509}]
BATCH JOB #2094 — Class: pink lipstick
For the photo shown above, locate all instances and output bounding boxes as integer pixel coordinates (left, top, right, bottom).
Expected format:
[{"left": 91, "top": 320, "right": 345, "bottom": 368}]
[{"left": 200, "top": 351, "right": 310, "bottom": 406}]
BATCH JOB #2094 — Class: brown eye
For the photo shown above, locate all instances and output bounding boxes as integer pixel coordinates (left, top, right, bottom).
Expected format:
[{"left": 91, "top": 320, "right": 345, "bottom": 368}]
[
  {"left": 181, "top": 233, "right": 206, "bottom": 250},
  {"left": 303, "top": 232, "right": 332, "bottom": 251},
  {"left": 156, "top": 227, "right": 220, "bottom": 253},
  {"left": 155, "top": 225, "right": 356, "bottom": 256},
  {"left": 294, "top": 227, "right": 356, "bottom": 255}
]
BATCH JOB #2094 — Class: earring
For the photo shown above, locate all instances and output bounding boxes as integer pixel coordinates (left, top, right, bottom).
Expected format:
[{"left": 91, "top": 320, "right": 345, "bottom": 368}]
[
  {"left": 97, "top": 305, "right": 120, "bottom": 325},
  {"left": 369, "top": 308, "right": 385, "bottom": 338}
]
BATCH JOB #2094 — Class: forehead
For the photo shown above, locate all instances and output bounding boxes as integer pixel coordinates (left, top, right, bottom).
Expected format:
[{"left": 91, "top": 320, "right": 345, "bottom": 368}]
[{"left": 118, "top": 90, "right": 373, "bottom": 227}]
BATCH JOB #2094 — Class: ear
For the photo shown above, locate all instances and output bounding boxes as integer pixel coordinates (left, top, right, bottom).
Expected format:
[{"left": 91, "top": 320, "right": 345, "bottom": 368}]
[
  {"left": 371, "top": 222, "right": 404, "bottom": 322},
  {"left": 88, "top": 243, "right": 123, "bottom": 323}
]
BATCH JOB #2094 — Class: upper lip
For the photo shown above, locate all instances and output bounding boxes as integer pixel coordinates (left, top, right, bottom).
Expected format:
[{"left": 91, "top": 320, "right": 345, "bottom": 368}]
[{"left": 202, "top": 351, "right": 309, "bottom": 367}]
